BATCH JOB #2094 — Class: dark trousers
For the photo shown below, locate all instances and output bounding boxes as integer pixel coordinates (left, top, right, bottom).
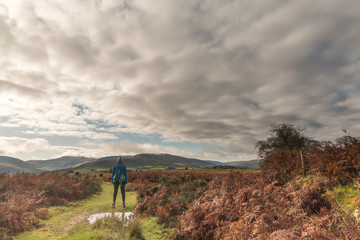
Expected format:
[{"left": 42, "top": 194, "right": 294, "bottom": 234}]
[{"left": 113, "top": 181, "right": 125, "bottom": 203}]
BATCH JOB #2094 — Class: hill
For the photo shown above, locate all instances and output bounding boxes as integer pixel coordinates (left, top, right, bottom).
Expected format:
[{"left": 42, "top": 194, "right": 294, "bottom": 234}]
[
  {"left": 28, "top": 156, "right": 97, "bottom": 171},
  {"left": 205, "top": 160, "right": 227, "bottom": 166},
  {"left": 76, "top": 153, "right": 216, "bottom": 170},
  {"left": 0, "top": 156, "right": 43, "bottom": 174},
  {"left": 225, "top": 159, "right": 260, "bottom": 169}
]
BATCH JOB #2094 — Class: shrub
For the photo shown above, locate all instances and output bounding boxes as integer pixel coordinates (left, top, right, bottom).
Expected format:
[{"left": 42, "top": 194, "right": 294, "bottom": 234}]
[
  {"left": 257, "top": 124, "right": 360, "bottom": 184},
  {"left": 256, "top": 123, "right": 312, "bottom": 160},
  {"left": 133, "top": 170, "right": 213, "bottom": 227}
]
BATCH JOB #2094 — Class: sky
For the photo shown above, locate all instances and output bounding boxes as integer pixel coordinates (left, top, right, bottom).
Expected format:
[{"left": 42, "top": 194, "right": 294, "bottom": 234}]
[{"left": 0, "top": 0, "right": 359, "bottom": 162}]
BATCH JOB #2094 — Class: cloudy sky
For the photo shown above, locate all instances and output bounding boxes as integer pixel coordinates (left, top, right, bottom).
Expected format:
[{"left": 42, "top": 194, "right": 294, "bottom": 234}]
[{"left": 0, "top": 0, "right": 359, "bottom": 161}]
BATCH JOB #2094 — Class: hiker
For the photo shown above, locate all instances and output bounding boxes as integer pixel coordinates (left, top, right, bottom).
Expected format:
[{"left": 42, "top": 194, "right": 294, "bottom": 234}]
[{"left": 111, "top": 157, "right": 127, "bottom": 208}]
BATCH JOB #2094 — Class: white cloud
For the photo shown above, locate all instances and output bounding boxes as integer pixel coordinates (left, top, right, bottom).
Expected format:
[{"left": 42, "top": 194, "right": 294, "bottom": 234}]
[
  {"left": 79, "top": 140, "right": 195, "bottom": 158},
  {"left": 0, "top": 137, "right": 51, "bottom": 155}
]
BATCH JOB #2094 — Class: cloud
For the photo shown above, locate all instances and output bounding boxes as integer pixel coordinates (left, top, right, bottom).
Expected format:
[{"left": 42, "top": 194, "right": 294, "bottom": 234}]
[
  {"left": 79, "top": 140, "right": 196, "bottom": 158},
  {"left": 0, "top": 137, "right": 51, "bottom": 155},
  {"left": 0, "top": 135, "right": 200, "bottom": 161},
  {"left": 0, "top": 79, "right": 46, "bottom": 100},
  {"left": 0, "top": 0, "right": 360, "bottom": 160},
  {"left": 24, "top": 130, "right": 117, "bottom": 140}
]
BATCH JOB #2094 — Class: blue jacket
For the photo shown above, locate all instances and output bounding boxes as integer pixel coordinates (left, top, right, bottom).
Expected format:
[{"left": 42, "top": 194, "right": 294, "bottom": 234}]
[{"left": 112, "top": 162, "right": 127, "bottom": 183}]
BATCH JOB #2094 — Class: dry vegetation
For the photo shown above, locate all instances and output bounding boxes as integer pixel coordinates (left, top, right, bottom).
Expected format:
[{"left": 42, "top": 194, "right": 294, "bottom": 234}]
[
  {"left": 129, "top": 129, "right": 360, "bottom": 239},
  {"left": 131, "top": 170, "right": 215, "bottom": 227},
  {"left": 129, "top": 170, "right": 359, "bottom": 239},
  {"left": 1, "top": 124, "right": 360, "bottom": 239},
  {"left": 0, "top": 172, "right": 101, "bottom": 238}
]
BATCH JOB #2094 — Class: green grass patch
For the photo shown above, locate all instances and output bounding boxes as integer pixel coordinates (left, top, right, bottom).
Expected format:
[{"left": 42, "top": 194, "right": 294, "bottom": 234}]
[
  {"left": 330, "top": 184, "right": 359, "bottom": 214},
  {"left": 15, "top": 183, "right": 137, "bottom": 240},
  {"left": 60, "top": 216, "right": 144, "bottom": 240},
  {"left": 141, "top": 217, "right": 173, "bottom": 240},
  {"left": 15, "top": 182, "right": 174, "bottom": 240},
  {"left": 288, "top": 175, "right": 359, "bottom": 215}
]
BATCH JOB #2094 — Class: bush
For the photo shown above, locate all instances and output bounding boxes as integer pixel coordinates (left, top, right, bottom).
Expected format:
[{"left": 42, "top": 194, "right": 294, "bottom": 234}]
[
  {"left": 257, "top": 124, "right": 360, "bottom": 184},
  {"left": 133, "top": 171, "right": 213, "bottom": 227},
  {"left": 256, "top": 123, "right": 312, "bottom": 160}
]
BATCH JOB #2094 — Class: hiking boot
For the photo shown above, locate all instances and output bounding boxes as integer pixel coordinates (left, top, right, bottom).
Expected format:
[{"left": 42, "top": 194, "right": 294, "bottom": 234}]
[
  {"left": 123, "top": 202, "right": 125, "bottom": 207},
  {"left": 111, "top": 202, "right": 115, "bottom": 208}
]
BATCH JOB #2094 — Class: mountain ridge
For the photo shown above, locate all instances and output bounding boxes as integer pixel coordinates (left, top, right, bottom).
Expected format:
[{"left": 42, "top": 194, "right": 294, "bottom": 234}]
[
  {"left": 28, "top": 156, "right": 97, "bottom": 171},
  {"left": 76, "top": 153, "right": 216, "bottom": 170},
  {"left": 1, "top": 154, "right": 260, "bottom": 173},
  {"left": 225, "top": 159, "right": 260, "bottom": 169},
  {"left": 0, "top": 156, "right": 43, "bottom": 174}
]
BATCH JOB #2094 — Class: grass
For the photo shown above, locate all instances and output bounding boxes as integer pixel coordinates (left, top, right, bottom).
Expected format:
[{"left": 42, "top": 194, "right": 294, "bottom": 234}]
[
  {"left": 15, "top": 182, "right": 171, "bottom": 240},
  {"left": 141, "top": 217, "right": 173, "bottom": 240},
  {"left": 330, "top": 184, "right": 360, "bottom": 214},
  {"left": 287, "top": 175, "right": 360, "bottom": 216}
]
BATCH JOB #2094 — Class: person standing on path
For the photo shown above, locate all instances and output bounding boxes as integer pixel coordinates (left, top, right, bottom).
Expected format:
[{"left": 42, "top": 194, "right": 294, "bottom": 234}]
[{"left": 111, "top": 157, "right": 127, "bottom": 208}]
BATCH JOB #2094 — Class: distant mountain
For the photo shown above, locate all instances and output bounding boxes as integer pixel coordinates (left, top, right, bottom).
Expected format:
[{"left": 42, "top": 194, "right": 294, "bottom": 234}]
[
  {"left": 225, "top": 159, "right": 260, "bottom": 169},
  {"left": 95, "top": 156, "right": 131, "bottom": 162},
  {"left": 0, "top": 156, "right": 43, "bottom": 174},
  {"left": 28, "top": 156, "right": 97, "bottom": 171},
  {"left": 205, "top": 160, "right": 227, "bottom": 166},
  {"left": 76, "top": 153, "right": 216, "bottom": 170}
]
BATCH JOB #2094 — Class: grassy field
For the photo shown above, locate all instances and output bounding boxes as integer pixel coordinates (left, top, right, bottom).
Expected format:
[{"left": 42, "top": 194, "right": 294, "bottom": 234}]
[{"left": 15, "top": 182, "right": 171, "bottom": 240}]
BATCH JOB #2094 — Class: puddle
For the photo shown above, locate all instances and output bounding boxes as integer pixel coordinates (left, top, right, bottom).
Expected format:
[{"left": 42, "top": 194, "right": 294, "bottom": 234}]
[{"left": 87, "top": 212, "right": 136, "bottom": 225}]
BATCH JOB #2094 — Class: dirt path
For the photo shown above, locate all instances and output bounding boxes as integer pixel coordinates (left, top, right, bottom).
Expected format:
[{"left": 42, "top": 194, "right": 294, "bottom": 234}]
[
  {"left": 15, "top": 183, "right": 137, "bottom": 240},
  {"left": 59, "top": 210, "right": 90, "bottom": 236}
]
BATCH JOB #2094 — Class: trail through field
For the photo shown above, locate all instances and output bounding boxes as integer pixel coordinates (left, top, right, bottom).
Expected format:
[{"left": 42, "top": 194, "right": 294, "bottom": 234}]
[
  {"left": 15, "top": 183, "right": 170, "bottom": 240},
  {"left": 60, "top": 210, "right": 90, "bottom": 236}
]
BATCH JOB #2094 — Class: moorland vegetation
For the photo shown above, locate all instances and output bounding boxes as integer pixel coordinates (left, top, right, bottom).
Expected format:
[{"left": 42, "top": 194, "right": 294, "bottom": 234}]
[
  {"left": 1, "top": 123, "right": 360, "bottom": 239},
  {"left": 129, "top": 124, "right": 360, "bottom": 239},
  {"left": 0, "top": 173, "right": 101, "bottom": 238}
]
